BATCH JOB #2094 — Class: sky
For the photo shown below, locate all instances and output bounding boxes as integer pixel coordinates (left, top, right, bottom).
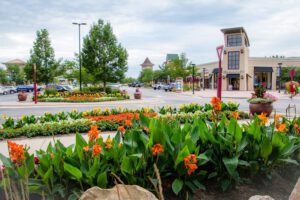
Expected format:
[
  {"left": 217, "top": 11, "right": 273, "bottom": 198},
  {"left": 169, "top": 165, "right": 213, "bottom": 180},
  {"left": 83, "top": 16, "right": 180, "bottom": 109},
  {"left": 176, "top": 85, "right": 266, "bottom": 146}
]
[{"left": 0, "top": 0, "right": 300, "bottom": 78}]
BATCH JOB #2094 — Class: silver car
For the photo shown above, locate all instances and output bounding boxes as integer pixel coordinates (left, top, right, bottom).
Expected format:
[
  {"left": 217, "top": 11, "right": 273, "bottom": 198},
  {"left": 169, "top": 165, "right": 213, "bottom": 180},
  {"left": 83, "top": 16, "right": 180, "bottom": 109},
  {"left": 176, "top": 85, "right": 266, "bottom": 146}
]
[{"left": 0, "top": 86, "right": 10, "bottom": 95}]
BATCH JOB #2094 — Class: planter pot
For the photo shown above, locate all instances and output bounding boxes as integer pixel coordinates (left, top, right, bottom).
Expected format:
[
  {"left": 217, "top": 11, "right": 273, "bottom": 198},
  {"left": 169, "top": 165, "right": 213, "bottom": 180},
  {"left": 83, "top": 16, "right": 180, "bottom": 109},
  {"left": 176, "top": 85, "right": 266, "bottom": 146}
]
[
  {"left": 249, "top": 102, "right": 273, "bottom": 117},
  {"left": 134, "top": 88, "right": 142, "bottom": 99},
  {"left": 18, "top": 91, "right": 28, "bottom": 101}
]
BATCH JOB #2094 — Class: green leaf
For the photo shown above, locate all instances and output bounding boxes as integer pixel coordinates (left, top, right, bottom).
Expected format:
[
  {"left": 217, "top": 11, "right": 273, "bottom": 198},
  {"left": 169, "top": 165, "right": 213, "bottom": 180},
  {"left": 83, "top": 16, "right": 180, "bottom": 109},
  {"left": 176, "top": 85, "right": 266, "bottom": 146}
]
[
  {"left": 222, "top": 156, "right": 238, "bottom": 177},
  {"left": 0, "top": 153, "right": 13, "bottom": 168},
  {"left": 121, "top": 157, "right": 132, "bottom": 174},
  {"left": 172, "top": 179, "right": 183, "bottom": 195},
  {"left": 175, "top": 146, "right": 190, "bottom": 167},
  {"left": 87, "top": 158, "right": 100, "bottom": 178},
  {"left": 43, "top": 166, "right": 53, "bottom": 183},
  {"left": 97, "top": 172, "right": 107, "bottom": 188},
  {"left": 139, "top": 113, "right": 150, "bottom": 127},
  {"left": 260, "top": 138, "right": 272, "bottom": 160},
  {"left": 64, "top": 162, "right": 82, "bottom": 180}
]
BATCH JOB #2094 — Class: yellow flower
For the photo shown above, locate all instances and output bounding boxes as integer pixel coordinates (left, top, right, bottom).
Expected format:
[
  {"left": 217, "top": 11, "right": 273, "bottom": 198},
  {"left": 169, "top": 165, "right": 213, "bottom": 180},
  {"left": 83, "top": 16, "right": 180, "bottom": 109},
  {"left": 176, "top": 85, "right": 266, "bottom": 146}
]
[
  {"left": 21, "top": 116, "right": 25, "bottom": 120},
  {"left": 228, "top": 100, "right": 232, "bottom": 104},
  {"left": 72, "top": 109, "right": 77, "bottom": 113},
  {"left": 180, "top": 104, "right": 184, "bottom": 109},
  {"left": 118, "top": 106, "right": 123, "bottom": 110},
  {"left": 258, "top": 112, "right": 268, "bottom": 125},
  {"left": 45, "top": 112, "right": 50, "bottom": 115},
  {"left": 104, "top": 107, "right": 109, "bottom": 112},
  {"left": 143, "top": 106, "right": 150, "bottom": 112},
  {"left": 3, "top": 114, "right": 7, "bottom": 120},
  {"left": 82, "top": 111, "right": 88, "bottom": 116},
  {"left": 93, "top": 108, "right": 100, "bottom": 113}
]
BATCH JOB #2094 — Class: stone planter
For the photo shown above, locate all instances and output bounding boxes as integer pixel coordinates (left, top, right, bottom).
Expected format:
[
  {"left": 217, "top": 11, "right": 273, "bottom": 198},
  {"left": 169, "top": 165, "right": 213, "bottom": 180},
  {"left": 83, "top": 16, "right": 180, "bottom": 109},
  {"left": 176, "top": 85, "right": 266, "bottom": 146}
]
[
  {"left": 18, "top": 91, "right": 28, "bottom": 101},
  {"left": 249, "top": 102, "right": 273, "bottom": 117},
  {"left": 134, "top": 88, "right": 142, "bottom": 99}
]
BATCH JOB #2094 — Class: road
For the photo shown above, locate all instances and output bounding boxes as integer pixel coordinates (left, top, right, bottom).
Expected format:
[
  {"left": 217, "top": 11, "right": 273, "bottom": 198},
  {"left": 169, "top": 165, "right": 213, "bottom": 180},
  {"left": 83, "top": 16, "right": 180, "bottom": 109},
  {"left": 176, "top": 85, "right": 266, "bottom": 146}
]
[{"left": 0, "top": 87, "right": 299, "bottom": 118}]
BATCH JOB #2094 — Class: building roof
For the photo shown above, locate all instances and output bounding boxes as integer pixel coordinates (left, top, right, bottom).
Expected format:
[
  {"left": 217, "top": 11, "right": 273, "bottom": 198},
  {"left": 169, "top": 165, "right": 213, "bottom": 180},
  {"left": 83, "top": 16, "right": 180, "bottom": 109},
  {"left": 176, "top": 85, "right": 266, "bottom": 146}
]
[
  {"left": 141, "top": 57, "right": 154, "bottom": 67},
  {"left": 3, "top": 59, "right": 26, "bottom": 65},
  {"left": 221, "top": 27, "right": 250, "bottom": 47},
  {"left": 166, "top": 54, "right": 179, "bottom": 61}
]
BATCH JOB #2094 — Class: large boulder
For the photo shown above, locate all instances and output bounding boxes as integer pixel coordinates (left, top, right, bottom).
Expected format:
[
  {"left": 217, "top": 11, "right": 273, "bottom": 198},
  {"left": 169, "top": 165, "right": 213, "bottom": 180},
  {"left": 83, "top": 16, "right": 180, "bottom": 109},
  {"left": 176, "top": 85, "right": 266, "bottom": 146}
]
[
  {"left": 289, "top": 178, "right": 300, "bottom": 200},
  {"left": 248, "top": 195, "right": 274, "bottom": 200},
  {"left": 80, "top": 184, "right": 158, "bottom": 200}
]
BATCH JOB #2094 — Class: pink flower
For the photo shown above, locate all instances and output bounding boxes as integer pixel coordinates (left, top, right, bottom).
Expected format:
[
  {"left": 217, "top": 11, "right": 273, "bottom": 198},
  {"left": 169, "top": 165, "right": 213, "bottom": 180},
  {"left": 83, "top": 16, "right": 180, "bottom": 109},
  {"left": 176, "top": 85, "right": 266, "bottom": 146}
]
[{"left": 263, "top": 93, "right": 278, "bottom": 102}]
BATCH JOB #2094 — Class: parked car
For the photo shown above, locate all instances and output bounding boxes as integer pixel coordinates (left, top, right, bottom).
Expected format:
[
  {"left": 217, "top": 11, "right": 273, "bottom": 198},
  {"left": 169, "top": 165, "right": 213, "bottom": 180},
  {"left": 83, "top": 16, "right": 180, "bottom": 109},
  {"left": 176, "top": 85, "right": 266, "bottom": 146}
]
[
  {"left": 47, "top": 84, "right": 69, "bottom": 92},
  {"left": 0, "top": 86, "right": 9, "bottom": 95},
  {"left": 128, "top": 82, "right": 136, "bottom": 87},
  {"left": 135, "top": 82, "right": 144, "bottom": 87},
  {"left": 106, "top": 83, "right": 121, "bottom": 90},
  {"left": 152, "top": 83, "right": 164, "bottom": 90},
  {"left": 16, "top": 85, "right": 42, "bottom": 92},
  {"left": 5, "top": 86, "right": 17, "bottom": 94},
  {"left": 163, "top": 83, "right": 176, "bottom": 92}
]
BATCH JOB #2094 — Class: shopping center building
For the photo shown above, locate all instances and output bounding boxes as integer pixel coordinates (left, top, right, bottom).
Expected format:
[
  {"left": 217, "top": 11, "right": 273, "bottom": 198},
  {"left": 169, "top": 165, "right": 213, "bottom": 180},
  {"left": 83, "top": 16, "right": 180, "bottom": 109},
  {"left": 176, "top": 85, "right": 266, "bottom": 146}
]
[{"left": 197, "top": 27, "right": 300, "bottom": 91}]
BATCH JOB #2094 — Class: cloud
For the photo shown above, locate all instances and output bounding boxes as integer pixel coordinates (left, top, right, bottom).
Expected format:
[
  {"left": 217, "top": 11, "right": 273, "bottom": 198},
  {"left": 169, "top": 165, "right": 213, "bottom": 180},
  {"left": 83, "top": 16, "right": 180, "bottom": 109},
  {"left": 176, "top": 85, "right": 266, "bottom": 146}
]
[{"left": 0, "top": 0, "right": 299, "bottom": 77}]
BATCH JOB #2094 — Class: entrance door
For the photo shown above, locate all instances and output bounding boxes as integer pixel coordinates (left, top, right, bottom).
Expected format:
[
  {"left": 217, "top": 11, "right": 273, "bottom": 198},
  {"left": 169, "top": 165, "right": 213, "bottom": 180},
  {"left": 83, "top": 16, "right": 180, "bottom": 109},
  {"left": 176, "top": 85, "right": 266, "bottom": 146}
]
[
  {"left": 228, "top": 77, "right": 240, "bottom": 90},
  {"left": 254, "top": 72, "right": 272, "bottom": 89}
]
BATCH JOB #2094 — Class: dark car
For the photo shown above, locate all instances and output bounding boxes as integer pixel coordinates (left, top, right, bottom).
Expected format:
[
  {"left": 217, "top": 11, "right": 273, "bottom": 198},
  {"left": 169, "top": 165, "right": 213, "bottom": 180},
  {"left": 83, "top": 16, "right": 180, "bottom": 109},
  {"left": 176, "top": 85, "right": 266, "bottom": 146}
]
[
  {"left": 16, "top": 85, "right": 42, "bottom": 92},
  {"left": 47, "top": 84, "right": 69, "bottom": 92},
  {"left": 135, "top": 82, "right": 144, "bottom": 87}
]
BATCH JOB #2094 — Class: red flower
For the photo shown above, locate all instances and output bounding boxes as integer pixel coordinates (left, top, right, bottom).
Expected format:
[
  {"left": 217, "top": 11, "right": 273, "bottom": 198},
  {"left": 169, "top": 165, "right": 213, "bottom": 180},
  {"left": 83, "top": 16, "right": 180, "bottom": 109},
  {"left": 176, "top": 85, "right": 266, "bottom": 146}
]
[
  {"left": 34, "top": 156, "right": 40, "bottom": 165},
  {"left": 117, "top": 126, "right": 126, "bottom": 133},
  {"left": 125, "top": 120, "right": 132, "bottom": 127},
  {"left": 183, "top": 154, "right": 198, "bottom": 175},
  {"left": 152, "top": 144, "right": 164, "bottom": 156}
]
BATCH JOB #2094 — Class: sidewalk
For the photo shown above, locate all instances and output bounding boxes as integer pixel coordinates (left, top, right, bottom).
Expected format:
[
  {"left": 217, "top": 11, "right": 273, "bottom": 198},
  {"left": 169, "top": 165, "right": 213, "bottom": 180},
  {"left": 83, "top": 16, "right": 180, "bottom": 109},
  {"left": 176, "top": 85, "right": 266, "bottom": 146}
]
[
  {"left": 182, "top": 89, "right": 300, "bottom": 99},
  {"left": 0, "top": 98, "right": 161, "bottom": 108}
]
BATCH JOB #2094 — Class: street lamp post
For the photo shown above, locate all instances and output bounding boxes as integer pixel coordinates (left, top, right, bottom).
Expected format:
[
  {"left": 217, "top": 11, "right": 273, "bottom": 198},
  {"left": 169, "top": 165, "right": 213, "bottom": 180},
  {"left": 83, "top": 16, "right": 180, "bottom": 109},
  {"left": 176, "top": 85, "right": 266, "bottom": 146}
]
[
  {"left": 72, "top": 22, "right": 87, "bottom": 91},
  {"left": 216, "top": 45, "right": 224, "bottom": 99},
  {"left": 202, "top": 68, "right": 206, "bottom": 91},
  {"left": 192, "top": 64, "right": 195, "bottom": 94},
  {"left": 277, "top": 63, "right": 282, "bottom": 93}
]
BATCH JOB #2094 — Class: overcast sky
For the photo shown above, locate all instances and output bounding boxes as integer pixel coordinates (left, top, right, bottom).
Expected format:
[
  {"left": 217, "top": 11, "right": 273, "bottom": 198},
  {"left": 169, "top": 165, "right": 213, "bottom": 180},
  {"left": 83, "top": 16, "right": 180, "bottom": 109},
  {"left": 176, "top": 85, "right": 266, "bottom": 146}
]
[{"left": 0, "top": 0, "right": 299, "bottom": 78}]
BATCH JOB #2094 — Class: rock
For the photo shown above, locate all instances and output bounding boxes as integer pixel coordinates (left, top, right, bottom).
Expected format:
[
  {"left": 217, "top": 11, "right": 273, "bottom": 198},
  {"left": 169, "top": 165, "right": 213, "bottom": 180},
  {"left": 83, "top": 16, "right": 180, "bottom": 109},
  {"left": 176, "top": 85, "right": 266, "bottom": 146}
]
[
  {"left": 248, "top": 195, "right": 274, "bottom": 200},
  {"left": 289, "top": 178, "right": 300, "bottom": 200},
  {"left": 79, "top": 184, "right": 158, "bottom": 200}
]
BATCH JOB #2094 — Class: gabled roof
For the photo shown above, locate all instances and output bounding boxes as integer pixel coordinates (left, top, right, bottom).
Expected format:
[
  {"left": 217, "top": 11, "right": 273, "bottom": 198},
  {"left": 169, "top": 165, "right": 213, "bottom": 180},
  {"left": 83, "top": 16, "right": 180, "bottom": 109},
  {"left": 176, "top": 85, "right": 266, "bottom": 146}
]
[
  {"left": 166, "top": 54, "right": 179, "bottom": 61},
  {"left": 3, "top": 59, "right": 26, "bottom": 65},
  {"left": 221, "top": 27, "right": 250, "bottom": 47},
  {"left": 141, "top": 57, "right": 154, "bottom": 67}
]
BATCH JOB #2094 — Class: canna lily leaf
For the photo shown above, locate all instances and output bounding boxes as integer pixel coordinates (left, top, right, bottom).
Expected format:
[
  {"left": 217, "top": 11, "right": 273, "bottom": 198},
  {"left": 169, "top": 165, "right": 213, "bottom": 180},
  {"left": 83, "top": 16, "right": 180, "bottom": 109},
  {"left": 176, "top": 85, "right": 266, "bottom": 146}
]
[
  {"left": 64, "top": 162, "right": 82, "bottom": 180},
  {"left": 172, "top": 179, "right": 183, "bottom": 195},
  {"left": 260, "top": 138, "right": 272, "bottom": 161},
  {"left": 175, "top": 146, "right": 190, "bottom": 167},
  {"left": 222, "top": 156, "right": 239, "bottom": 178}
]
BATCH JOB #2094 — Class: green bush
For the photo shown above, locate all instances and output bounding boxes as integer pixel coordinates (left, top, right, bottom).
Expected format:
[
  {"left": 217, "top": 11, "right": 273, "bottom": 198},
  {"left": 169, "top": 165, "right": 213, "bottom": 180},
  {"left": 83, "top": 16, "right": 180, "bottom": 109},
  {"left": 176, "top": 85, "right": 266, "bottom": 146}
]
[{"left": 44, "top": 87, "right": 58, "bottom": 96}]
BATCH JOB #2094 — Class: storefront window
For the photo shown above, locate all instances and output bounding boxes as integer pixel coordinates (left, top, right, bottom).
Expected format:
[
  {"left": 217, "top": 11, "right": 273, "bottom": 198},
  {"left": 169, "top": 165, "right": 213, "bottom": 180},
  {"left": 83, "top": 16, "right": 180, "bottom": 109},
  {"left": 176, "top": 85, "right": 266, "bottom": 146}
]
[
  {"left": 228, "top": 51, "right": 240, "bottom": 69},
  {"left": 227, "top": 34, "right": 242, "bottom": 47},
  {"left": 254, "top": 72, "right": 272, "bottom": 89}
]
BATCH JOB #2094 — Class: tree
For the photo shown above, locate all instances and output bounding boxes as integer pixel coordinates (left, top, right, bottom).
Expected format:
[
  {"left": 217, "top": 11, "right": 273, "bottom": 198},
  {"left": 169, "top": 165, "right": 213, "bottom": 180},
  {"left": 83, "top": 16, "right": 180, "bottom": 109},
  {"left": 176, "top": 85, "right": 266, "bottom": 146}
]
[
  {"left": 121, "top": 77, "right": 136, "bottom": 84},
  {"left": 6, "top": 64, "right": 25, "bottom": 84},
  {"left": 0, "top": 68, "right": 8, "bottom": 84},
  {"left": 24, "top": 29, "right": 59, "bottom": 85},
  {"left": 139, "top": 68, "right": 153, "bottom": 83},
  {"left": 82, "top": 19, "right": 128, "bottom": 88}
]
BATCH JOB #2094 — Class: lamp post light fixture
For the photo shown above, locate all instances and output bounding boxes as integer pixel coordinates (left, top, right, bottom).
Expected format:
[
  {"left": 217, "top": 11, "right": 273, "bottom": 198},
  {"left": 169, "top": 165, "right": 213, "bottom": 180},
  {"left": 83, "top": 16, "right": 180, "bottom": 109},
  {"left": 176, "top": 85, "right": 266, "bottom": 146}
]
[
  {"left": 202, "top": 68, "right": 206, "bottom": 91},
  {"left": 277, "top": 63, "right": 282, "bottom": 93},
  {"left": 72, "top": 22, "right": 87, "bottom": 91},
  {"left": 191, "top": 63, "right": 195, "bottom": 94}
]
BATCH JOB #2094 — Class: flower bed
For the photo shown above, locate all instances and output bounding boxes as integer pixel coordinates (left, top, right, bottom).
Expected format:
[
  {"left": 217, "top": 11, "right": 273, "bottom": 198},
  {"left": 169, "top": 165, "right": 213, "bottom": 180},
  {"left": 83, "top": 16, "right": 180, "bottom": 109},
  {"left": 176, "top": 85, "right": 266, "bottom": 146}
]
[{"left": 0, "top": 106, "right": 299, "bottom": 199}]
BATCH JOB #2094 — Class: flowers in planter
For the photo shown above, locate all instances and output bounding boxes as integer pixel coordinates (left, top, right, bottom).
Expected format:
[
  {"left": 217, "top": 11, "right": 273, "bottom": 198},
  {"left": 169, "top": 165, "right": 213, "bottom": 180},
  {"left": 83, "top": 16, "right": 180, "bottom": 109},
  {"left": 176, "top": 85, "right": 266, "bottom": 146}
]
[{"left": 248, "top": 85, "right": 278, "bottom": 104}]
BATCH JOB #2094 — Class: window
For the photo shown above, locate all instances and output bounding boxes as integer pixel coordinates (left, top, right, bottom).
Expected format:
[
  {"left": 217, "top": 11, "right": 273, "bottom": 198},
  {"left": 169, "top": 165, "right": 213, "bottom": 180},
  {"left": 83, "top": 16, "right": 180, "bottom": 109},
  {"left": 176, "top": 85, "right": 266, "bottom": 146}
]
[
  {"left": 227, "top": 34, "right": 242, "bottom": 47},
  {"left": 228, "top": 51, "right": 239, "bottom": 69}
]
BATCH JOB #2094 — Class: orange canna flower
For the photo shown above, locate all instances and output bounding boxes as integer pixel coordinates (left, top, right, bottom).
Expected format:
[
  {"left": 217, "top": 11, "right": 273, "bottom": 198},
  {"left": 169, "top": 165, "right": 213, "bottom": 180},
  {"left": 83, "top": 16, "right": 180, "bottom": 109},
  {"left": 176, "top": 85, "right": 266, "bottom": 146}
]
[
  {"left": 51, "top": 153, "right": 55, "bottom": 160},
  {"left": 274, "top": 114, "right": 281, "bottom": 123},
  {"left": 92, "top": 144, "right": 102, "bottom": 157},
  {"left": 7, "top": 141, "right": 25, "bottom": 164},
  {"left": 125, "top": 120, "right": 132, "bottom": 127},
  {"left": 183, "top": 154, "right": 198, "bottom": 175},
  {"left": 83, "top": 146, "right": 89, "bottom": 152},
  {"left": 118, "top": 143, "right": 123, "bottom": 148},
  {"left": 152, "top": 144, "right": 164, "bottom": 156},
  {"left": 117, "top": 126, "right": 126, "bottom": 133},
  {"left": 258, "top": 112, "right": 268, "bottom": 125},
  {"left": 277, "top": 123, "right": 287, "bottom": 133},
  {"left": 88, "top": 125, "right": 101, "bottom": 142},
  {"left": 231, "top": 111, "right": 240, "bottom": 119},
  {"left": 211, "top": 97, "right": 222, "bottom": 112}
]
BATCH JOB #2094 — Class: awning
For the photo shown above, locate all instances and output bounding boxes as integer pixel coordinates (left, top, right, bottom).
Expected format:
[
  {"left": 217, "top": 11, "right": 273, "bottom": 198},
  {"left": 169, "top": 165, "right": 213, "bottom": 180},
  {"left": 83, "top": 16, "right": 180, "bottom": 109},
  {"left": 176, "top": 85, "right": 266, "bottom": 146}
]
[
  {"left": 254, "top": 67, "right": 273, "bottom": 72},
  {"left": 212, "top": 68, "right": 219, "bottom": 73},
  {"left": 226, "top": 74, "right": 240, "bottom": 78}
]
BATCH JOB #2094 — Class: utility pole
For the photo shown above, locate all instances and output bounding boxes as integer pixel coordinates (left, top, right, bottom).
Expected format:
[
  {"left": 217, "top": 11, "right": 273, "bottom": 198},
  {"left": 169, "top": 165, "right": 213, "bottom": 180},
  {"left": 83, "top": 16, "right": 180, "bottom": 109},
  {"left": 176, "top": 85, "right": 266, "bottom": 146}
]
[{"left": 192, "top": 64, "right": 195, "bottom": 94}]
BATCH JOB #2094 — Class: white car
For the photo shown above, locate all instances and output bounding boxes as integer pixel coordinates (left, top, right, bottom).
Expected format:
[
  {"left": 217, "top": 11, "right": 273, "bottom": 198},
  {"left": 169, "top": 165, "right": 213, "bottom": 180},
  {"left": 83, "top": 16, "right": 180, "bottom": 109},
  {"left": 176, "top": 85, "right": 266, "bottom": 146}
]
[
  {"left": 0, "top": 86, "right": 9, "bottom": 95},
  {"left": 106, "top": 83, "right": 121, "bottom": 90},
  {"left": 152, "top": 83, "right": 164, "bottom": 90}
]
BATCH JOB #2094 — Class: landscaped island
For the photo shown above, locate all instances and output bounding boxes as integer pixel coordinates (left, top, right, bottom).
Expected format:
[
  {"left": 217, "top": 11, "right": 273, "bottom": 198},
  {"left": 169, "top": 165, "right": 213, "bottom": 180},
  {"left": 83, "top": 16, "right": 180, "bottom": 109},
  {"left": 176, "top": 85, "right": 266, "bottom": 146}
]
[{"left": 0, "top": 98, "right": 299, "bottom": 200}]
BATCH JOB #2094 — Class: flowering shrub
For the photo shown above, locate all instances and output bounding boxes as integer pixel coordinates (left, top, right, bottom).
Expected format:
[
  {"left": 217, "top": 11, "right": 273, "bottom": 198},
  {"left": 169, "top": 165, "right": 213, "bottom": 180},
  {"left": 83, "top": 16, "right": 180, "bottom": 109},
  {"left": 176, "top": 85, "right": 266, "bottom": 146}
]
[{"left": 1, "top": 112, "right": 299, "bottom": 199}]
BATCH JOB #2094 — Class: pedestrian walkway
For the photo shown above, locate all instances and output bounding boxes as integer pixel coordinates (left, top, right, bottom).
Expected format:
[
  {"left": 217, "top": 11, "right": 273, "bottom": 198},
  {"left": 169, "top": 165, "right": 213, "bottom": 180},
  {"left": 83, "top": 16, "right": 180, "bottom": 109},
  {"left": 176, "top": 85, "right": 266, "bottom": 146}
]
[{"left": 183, "top": 89, "right": 299, "bottom": 99}]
